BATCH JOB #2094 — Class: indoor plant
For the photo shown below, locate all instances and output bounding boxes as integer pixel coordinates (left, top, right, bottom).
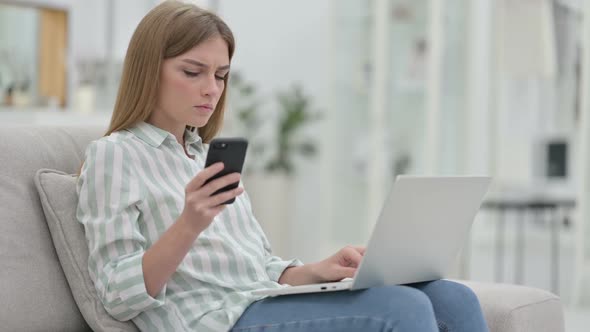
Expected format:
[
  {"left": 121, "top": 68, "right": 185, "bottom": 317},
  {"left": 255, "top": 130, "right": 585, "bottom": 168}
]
[{"left": 228, "top": 74, "right": 321, "bottom": 257}]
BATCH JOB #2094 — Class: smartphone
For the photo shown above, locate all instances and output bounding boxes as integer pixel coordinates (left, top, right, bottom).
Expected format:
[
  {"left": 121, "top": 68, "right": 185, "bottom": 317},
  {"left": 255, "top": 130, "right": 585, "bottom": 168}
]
[{"left": 204, "top": 137, "right": 248, "bottom": 204}]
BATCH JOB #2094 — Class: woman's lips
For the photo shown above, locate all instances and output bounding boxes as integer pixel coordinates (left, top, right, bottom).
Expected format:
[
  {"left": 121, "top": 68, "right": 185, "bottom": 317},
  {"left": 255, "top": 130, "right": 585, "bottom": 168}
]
[{"left": 194, "top": 105, "right": 213, "bottom": 113}]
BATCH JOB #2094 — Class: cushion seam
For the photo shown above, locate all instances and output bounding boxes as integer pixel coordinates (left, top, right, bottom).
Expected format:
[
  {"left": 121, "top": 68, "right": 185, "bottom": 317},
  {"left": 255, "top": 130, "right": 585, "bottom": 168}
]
[
  {"left": 501, "top": 297, "right": 562, "bottom": 330},
  {"left": 508, "top": 297, "right": 560, "bottom": 314}
]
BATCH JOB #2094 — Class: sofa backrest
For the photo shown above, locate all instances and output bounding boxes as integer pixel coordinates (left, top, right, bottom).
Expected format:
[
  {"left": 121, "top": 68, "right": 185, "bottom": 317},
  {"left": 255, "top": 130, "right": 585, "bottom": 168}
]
[{"left": 0, "top": 126, "right": 104, "bottom": 332}]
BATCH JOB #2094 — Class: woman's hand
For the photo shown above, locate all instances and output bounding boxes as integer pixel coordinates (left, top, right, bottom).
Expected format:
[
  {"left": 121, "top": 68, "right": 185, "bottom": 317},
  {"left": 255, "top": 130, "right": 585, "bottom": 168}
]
[
  {"left": 178, "top": 162, "right": 244, "bottom": 234},
  {"left": 312, "top": 246, "right": 366, "bottom": 282},
  {"left": 280, "top": 245, "right": 366, "bottom": 285}
]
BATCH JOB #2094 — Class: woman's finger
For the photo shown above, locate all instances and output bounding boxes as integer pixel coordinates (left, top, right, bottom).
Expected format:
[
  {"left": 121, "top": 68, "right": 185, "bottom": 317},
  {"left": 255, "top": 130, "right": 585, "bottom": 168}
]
[
  {"left": 351, "top": 246, "right": 366, "bottom": 255},
  {"left": 185, "top": 162, "right": 224, "bottom": 192},
  {"left": 335, "top": 266, "right": 357, "bottom": 279},
  {"left": 206, "top": 186, "right": 244, "bottom": 207},
  {"left": 343, "top": 247, "right": 364, "bottom": 267},
  {"left": 200, "top": 172, "right": 241, "bottom": 197},
  {"left": 210, "top": 204, "right": 226, "bottom": 216}
]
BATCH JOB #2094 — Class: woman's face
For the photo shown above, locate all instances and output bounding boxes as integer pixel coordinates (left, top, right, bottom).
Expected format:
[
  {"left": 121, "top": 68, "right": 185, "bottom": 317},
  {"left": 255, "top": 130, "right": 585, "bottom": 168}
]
[{"left": 155, "top": 36, "right": 230, "bottom": 131}]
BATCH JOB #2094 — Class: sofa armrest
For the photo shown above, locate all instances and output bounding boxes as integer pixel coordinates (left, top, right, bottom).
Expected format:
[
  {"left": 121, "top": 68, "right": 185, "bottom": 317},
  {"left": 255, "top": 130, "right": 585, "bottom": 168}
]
[{"left": 456, "top": 280, "right": 565, "bottom": 332}]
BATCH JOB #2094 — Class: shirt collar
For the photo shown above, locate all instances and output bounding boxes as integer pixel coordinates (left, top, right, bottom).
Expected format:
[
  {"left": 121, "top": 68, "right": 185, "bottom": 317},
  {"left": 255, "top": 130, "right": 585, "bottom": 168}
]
[
  {"left": 126, "top": 121, "right": 171, "bottom": 147},
  {"left": 184, "top": 127, "right": 204, "bottom": 153},
  {"left": 127, "top": 121, "right": 203, "bottom": 151},
  {"left": 184, "top": 127, "right": 202, "bottom": 146}
]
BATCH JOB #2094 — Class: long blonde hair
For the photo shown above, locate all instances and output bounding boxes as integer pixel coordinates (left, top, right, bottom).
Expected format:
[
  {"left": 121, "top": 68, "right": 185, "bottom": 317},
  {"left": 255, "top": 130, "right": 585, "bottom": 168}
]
[{"left": 106, "top": 0, "right": 235, "bottom": 142}]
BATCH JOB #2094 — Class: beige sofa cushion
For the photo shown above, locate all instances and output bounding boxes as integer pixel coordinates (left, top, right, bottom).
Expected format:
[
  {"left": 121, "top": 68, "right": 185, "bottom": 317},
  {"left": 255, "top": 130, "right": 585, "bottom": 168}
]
[
  {"left": 459, "top": 280, "right": 565, "bottom": 332},
  {"left": 0, "top": 126, "right": 103, "bottom": 332},
  {"left": 35, "top": 169, "right": 138, "bottom": 332}
]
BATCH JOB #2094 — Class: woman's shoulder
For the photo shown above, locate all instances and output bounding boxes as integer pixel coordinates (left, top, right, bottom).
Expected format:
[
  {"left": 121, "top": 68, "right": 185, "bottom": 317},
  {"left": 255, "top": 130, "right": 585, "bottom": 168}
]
[
  {"left": 84, "top": 130, "right": 139, "bottom": 161},
  {"left": 81, "top": 131, "right": 143, "bottom": 178},
  {"left": 87, "top": 130, "right": 135, "bottom": 149}
]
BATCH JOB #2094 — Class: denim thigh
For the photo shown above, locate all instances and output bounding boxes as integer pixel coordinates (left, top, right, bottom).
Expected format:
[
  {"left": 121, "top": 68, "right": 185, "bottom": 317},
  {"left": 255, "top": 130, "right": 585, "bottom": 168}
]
[
  {"left": 231, "top": 285, "right": 438, "bottom": 332},
  {"left": 410, "top": 280, "right": 489, "bottom": 332}
]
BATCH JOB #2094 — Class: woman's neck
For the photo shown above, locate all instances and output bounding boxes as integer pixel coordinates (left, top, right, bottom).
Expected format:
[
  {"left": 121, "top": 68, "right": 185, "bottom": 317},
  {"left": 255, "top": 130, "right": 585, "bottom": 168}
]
[{"left": 146, "top": 114, "right": 185, "bottom": 146}]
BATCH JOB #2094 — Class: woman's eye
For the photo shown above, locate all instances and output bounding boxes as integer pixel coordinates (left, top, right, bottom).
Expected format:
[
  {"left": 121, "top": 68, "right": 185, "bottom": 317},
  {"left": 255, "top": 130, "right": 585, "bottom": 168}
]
[
  {"left": 215, "top": 75, "right": 226, "bottom": 81},
  {"left": 183, "top": 70, "right": 199, "bottom": 77}
]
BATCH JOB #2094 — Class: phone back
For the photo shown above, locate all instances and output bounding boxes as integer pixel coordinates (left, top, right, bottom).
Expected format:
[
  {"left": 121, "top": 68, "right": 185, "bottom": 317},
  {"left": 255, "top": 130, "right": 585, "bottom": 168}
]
[{"left": 205, "top": 138, "right": 248, "bottom": 203}]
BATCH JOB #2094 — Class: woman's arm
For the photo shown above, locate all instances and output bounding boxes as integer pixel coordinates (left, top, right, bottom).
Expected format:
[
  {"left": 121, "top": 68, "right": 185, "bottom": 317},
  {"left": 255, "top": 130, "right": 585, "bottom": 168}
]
[
  {"left": 142, "top": 163, "right": 244, "bottom": 297},
  {"left": 142, "top": 215, "right": 203, "bottom": 297},
  {"left": 278, "top": 246, "right": 365, "bottom": 286},
  {"left": 277, "top": 263, "right": 322, "bottom": 285}
]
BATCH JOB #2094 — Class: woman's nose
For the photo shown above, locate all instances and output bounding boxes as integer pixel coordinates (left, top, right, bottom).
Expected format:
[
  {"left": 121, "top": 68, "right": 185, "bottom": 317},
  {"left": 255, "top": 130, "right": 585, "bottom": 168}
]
[{"left": 201, "top": 75, "right": 221, "bottom": 97}]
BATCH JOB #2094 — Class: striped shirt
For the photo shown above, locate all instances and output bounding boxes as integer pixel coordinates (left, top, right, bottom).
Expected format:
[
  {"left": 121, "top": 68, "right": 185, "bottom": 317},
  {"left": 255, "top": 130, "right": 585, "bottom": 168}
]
[{"left": 76, "top": 121, "right": 301, "bottom": 331}]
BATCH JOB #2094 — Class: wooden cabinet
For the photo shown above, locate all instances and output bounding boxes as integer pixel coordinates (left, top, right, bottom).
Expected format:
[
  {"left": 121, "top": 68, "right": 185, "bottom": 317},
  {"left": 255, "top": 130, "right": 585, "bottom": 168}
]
[{"left": 38, "top": 8, "right": 67, "bottom": 107}]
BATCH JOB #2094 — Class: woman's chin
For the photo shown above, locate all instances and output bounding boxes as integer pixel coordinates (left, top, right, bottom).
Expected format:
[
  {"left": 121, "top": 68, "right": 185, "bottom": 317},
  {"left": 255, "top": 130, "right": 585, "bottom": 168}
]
[{"left": 187, "top": 117, "right": 211, "bottom": 128}]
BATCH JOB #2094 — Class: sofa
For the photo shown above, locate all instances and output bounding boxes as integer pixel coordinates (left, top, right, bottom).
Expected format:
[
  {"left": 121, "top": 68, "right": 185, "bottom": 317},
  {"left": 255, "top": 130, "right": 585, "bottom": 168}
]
[{"left": 0, "top": 125, "right": 565, "bottom": 332}]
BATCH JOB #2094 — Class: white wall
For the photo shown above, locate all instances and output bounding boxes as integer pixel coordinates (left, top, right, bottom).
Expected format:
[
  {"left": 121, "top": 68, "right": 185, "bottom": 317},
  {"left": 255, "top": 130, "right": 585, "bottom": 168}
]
[
  {"left": 218, "top": 1, "right": 331, "bottom": 111},
  {"left": 112, "top": 0, "right": 156, "bottom": 61},
  {"left": 69, "top": 1, "right": 107, "bottom": 59},
  {"left": 466, "top": 0, "right": 492, "bottom": 175}
]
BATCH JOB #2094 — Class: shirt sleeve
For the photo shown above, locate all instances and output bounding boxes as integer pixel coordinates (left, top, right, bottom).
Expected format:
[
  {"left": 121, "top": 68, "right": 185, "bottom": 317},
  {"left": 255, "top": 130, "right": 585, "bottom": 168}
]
[
  {"left": 264, "top": 252, "right": 303, "bottom": 283},
  {"left": 76, "top": 139, "right": 166, "bottom": 321},
  {"left": 240, "top": 189, "right": 303, "bottom": 282}
]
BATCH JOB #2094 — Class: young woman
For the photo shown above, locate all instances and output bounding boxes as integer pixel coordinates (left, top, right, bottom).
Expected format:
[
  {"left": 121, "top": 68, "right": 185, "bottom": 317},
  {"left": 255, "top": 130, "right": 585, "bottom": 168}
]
[{"left": 77, "top": 1, "right": 489, "bottom": 331}]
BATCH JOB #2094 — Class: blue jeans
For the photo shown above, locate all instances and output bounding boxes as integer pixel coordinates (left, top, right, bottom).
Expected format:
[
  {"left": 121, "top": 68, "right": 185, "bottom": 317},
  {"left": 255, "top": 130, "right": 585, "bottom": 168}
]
[{"left": 231, "top": 280, "right": 489, "bottom": 332}]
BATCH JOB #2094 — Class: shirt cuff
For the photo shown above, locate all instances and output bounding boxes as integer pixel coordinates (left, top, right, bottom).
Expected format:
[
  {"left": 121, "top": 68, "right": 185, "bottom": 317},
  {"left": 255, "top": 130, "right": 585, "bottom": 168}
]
[
  {"left": 266, "top": 258, "right": 304, "bottom": 282},
  {"left": 111, "top": 254, "right": 166, "bottom": 319}
]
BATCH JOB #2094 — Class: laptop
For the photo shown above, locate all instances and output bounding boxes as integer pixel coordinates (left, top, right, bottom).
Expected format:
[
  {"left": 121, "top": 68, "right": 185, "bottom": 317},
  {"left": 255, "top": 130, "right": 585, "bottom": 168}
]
[{"left": 252, "top": 175, "right": 491, "bottom": 297}]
